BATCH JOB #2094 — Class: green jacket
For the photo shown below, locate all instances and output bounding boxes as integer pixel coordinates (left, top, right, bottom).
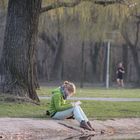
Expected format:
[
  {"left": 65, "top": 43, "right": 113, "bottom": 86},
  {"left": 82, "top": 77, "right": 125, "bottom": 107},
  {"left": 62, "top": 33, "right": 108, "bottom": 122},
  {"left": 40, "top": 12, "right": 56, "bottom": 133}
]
[{"left": 48, "top": 88, "right": 73, "bottom": 117}]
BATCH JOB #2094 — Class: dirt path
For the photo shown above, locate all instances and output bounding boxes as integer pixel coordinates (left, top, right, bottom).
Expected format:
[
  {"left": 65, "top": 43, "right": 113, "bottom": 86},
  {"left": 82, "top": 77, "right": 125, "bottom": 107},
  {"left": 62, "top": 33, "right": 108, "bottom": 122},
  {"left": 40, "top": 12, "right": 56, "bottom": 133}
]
[{"left": 0, "top": 118, "right": 140, "bottom": 140}]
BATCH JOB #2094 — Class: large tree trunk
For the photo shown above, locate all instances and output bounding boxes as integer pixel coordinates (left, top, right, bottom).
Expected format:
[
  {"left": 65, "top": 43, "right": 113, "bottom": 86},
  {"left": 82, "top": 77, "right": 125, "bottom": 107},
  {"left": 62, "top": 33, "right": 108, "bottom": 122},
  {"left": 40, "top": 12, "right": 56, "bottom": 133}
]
[{"left": 1, "top": 0, "right": 41, "bottom": 101}]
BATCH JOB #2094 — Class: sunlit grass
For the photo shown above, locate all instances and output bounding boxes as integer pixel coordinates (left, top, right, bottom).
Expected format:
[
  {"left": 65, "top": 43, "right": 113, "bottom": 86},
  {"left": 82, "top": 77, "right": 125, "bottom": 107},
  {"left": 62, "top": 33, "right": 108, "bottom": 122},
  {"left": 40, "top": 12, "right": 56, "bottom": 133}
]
[
  {"left": 0, "top": 99, "right": 140, "bottom": 119},
  {"left": 81, "top": 101, "right": 140, "bottom": 120},
  {"left": 0, "top": 100, "right": 49, "bottom": 118},
  {"left": 1, "top": 86, "right": 140, "bottom": 119}
]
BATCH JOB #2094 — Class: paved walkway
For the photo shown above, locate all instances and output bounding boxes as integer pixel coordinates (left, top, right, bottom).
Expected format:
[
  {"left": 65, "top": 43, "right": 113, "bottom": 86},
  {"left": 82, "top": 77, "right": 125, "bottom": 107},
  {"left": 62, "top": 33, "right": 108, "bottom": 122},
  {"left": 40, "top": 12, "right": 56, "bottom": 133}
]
[{"left": 39, "top": 96, "right": 140, "bottom": 102}]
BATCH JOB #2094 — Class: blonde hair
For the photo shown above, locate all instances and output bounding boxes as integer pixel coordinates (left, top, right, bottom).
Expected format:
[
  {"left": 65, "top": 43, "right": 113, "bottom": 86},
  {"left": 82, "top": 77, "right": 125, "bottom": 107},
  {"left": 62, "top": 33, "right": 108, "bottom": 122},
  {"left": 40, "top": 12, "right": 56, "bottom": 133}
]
[{"left": 63, "top": 81, "right": 76, "bottom": 94}]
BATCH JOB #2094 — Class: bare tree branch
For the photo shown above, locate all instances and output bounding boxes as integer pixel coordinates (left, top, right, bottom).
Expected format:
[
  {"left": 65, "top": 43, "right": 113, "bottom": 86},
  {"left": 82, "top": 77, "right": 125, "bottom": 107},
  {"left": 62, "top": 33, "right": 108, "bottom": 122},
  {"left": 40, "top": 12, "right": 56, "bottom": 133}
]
[
  {"left": 39, "top": 31, "right": 57, "bottom": 52},
  {"left": 122, "top": 32, "right": 134, "bottom": 48},
  {"left": 121, "top": 20, "right": 134, "bottom": 47},
  {"left": 40, "top": 0, "right": 134, "bottom": 14},
  {"left": 40, "top": 0, "right": 83, "bottom": 13}
]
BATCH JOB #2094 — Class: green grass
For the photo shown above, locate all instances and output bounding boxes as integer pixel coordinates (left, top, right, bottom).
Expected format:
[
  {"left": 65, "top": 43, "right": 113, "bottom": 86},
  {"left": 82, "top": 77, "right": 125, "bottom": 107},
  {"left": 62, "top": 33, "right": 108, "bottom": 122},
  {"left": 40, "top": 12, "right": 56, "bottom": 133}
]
[
  {"left": 0, "top": 100, "right": 49, "bottom": 118},
  {"left": 37, "top": 87, "right": 140, "bottom": 98},
  {"left": 0, "top": 99, "right": 140, "bottom": 119},
  {"left": 81, "top": 101, "right": 140, "bottom": 120},
  {"left": 1, "top": 87, "right": 140, "bottom": 119}
]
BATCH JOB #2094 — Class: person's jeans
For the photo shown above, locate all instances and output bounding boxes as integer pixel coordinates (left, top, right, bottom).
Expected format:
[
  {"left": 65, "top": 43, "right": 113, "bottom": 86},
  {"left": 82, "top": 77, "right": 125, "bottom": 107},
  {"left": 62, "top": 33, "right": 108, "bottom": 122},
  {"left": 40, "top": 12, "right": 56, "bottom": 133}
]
[{"left": 52, "top": 106, "right": 89, "bottom": 123}]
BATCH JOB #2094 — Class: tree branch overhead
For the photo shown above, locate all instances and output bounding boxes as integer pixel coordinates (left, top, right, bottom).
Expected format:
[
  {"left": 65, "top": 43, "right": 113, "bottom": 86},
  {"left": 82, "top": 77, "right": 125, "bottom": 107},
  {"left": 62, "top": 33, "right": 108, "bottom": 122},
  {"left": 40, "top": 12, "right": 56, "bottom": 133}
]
[
  {"left": 40, "top": 0, "right": 82, "bottom": 13},
  {"left": 40, "top": 0, "right": 134, "bottom": 13}
]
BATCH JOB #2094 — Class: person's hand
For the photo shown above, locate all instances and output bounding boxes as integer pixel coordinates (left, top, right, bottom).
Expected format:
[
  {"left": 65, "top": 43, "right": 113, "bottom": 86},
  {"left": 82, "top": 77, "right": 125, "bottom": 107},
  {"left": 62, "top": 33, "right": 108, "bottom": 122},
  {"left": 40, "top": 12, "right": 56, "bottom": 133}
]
[{"left": 71, "top": 101, "right": 81, "bottom": 106}]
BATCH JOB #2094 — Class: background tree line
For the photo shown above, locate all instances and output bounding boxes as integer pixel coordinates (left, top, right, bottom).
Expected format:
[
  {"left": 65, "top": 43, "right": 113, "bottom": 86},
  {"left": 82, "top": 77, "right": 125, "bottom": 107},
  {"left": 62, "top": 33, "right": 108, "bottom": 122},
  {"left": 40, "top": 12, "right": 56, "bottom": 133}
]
[
  {"left": 0, "top": 0, "right": 139, "bottom": 102},
  {"left": 36, "top": 0, "right": 140, "bottom": 84}
]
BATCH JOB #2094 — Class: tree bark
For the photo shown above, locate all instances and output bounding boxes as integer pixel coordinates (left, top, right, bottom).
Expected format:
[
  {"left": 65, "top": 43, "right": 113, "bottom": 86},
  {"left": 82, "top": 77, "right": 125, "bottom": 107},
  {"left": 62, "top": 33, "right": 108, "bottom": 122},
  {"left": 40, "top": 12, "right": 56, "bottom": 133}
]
[{"left": 1, "top": 0, "right": 41, "bottom": 101}]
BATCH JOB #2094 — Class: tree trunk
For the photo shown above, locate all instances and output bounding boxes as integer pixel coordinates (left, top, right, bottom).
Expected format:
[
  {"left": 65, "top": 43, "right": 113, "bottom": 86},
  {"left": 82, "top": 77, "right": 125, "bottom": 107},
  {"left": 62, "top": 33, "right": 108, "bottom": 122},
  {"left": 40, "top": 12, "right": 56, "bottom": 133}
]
[
  {"left": 129, "top": 46, "right": 140, "bottom": 85},
  {"left": 122, "top": 44, "right": 128, "bottom": 81},
  {"left": 121, "top": 16, "right": 140, "bottom": 85},
  {"left": 1, "top": 0, "right": 41, "bottom": 101},
  {"left": 50, "top": 12, "right": 64, "bottom": 81},
  {"left": 90, "top": 42, "right": 100, "bottom": 82},
  {"left": 80, "top": 42, "right": 85, "bottom": 88},
  {"left": 34, "top": 48, "right": 40, "bottom": 89}
]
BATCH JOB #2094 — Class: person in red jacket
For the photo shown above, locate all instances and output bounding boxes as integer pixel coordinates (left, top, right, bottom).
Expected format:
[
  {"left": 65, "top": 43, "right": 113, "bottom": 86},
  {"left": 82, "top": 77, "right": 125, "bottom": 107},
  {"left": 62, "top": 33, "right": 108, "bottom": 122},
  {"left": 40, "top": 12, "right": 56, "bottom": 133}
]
[{"left": 48, "top": 81, "right": 95, "bottom": 131}]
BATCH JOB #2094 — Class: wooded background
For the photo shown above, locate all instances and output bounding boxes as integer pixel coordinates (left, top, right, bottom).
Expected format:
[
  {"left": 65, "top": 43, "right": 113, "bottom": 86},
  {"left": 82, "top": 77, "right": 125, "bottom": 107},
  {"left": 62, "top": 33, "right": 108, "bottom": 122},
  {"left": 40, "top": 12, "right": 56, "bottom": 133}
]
[{"left": 0, "top": 0, "right": 140, "bottom": 88}]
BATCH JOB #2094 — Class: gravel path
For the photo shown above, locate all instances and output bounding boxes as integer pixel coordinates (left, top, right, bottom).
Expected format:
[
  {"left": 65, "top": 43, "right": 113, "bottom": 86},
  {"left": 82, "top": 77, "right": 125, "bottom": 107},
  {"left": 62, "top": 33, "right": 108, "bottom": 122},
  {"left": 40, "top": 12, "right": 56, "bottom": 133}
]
[{"left": 39, "top": 96, "right": 140, "bottom": 102}]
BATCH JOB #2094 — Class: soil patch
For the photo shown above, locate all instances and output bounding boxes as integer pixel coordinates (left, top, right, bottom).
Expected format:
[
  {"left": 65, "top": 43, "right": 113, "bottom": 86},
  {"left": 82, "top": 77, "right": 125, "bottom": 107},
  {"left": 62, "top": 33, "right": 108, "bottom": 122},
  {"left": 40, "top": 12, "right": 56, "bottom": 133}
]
[{"left": 0, "top": 118, "right": 140, "bottom": 139}]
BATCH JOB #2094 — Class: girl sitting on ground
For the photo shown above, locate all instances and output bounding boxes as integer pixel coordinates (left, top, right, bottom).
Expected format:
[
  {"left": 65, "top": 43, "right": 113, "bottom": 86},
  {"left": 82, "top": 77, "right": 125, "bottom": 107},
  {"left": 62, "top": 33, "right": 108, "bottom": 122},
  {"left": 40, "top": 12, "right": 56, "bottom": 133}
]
[{"left": 47, "top": 81, "right": 95, "bottom": 131}]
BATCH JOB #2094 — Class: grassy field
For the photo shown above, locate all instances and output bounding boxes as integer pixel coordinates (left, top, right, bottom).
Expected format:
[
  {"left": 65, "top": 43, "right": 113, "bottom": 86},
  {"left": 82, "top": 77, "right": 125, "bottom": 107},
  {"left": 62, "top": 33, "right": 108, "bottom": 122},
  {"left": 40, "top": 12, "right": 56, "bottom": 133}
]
[
  {"left": 82, "top": 100, "right": 140, "bottom": 120},
  {"left": 0, "top": 100, "right": 48, "bottom": 118},
  {"left": 0, "top": 99, "right": 140, "bottom": 119},
  {"left": 0, "top": 87, "right": 140, "bottom": 119},
  {"left": 37, "top": 86, "right": 140, "bottom": 98}
]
